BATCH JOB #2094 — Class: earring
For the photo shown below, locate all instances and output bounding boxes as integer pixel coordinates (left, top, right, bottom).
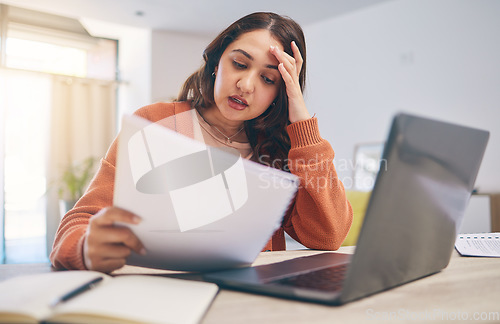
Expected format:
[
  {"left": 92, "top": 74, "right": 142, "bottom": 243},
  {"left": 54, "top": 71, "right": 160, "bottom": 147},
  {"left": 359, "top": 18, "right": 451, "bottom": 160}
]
[{"left": 212, "top": 72, "right": 216, "bottom": 78}]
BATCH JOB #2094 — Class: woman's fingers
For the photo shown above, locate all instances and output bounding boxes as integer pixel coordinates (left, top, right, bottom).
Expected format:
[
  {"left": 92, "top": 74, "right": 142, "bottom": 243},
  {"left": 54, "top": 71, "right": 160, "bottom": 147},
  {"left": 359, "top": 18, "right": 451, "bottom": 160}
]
[
  {"left": 94, "top": 243, "right": 133, "bottom": 259},
  {"left": 90, "top": 207, "right": 145, "bottom": 252},
  {"left": 271, "top": 46, "right": 297, "bottom": 80},
  {"left": 291, "top": 41, "right": 303, "bottom": 78},
  {"left": 84, "top": 207, "right": 146, "bottom": 273},
  {"left": 93, "top": 258, "right": 128, "bottom": 274},
  {"left": 270, "top": 42, "right": 303, "bottom": 78},
  {"left": 92, "top": 207, "right": 141, "bottom": 227},
  {"left": 88, "top": 225, "right": 145, "bottom": 255},
  {"left": 278, "top": 63, "right": 295, "bottom": 88},
  {"left": 270, "top": 42, "right": 310, "bottom": 123},
  {"left": 270, "top": 47, "right": 295, "bottom": 86},
  {"left": 85, "top": 240, "right": 131, "bottom": 261},
  {"left": 84, "top": 241, "right": 135, "bottom": 273}
]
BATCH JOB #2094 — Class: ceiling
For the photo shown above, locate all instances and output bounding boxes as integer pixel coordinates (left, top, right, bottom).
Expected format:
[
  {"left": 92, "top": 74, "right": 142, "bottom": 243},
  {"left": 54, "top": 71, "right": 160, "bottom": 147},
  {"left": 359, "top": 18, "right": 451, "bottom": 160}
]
[{"left": 1, "top": 0, "right": 392, "bottom": 36}]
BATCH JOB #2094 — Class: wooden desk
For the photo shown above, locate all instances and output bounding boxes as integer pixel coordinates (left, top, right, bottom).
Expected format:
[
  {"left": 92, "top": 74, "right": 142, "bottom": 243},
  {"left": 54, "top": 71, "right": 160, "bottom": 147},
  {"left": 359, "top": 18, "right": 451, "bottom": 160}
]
[{"left": 1, "top": 247, "right": 499, "bottom": 323}]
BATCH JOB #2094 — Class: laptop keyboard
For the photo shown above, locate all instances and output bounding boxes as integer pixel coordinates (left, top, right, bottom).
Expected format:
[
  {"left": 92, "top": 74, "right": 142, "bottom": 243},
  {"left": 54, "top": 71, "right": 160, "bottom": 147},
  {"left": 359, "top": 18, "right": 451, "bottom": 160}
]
[{"left": 271, "top": 264, "right": 348, "bottom": 292}]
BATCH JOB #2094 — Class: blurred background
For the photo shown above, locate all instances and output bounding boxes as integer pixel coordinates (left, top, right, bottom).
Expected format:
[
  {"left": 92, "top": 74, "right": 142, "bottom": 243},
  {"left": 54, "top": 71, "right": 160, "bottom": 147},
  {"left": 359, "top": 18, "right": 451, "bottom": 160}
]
[{"left": 0, "top": 0, "right": 499, "bottom": 263}]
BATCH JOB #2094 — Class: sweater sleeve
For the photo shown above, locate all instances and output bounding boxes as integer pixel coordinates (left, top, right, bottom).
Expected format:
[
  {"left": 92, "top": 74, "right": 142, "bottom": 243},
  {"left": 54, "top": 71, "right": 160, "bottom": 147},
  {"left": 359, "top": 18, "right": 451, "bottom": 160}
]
[
  {"left": 283, "top": 117, "right": 353, "bottom": 250},
  {"left": 49, "top": 144, "right": 118, "bottom": 270},
  {"left": 49, "top": 102, "right": 183, "bottom": 270}
]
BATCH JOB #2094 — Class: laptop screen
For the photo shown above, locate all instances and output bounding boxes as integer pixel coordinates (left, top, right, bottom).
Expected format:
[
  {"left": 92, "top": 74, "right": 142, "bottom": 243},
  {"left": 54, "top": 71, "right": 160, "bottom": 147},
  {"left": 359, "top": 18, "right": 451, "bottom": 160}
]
[{"left": 340, "top": 113, "right": 489, "bottom": 303}]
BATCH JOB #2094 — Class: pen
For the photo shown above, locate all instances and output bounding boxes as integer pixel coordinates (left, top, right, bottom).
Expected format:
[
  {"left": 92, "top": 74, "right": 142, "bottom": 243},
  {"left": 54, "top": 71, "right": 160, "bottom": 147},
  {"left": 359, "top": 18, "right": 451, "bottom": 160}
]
[{"left": 50, "top": 276, "right": 104, "bottom": 308}]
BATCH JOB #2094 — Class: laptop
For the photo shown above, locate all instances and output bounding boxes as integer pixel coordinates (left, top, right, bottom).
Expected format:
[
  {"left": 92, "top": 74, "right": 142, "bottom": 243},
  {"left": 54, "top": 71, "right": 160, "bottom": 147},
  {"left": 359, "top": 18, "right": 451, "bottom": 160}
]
[
  {"left": 204, "top": 112, "right": 490, "bottom": 305},
  {"left": 114, "top": 112, "right": 299, "bottom": 271}
]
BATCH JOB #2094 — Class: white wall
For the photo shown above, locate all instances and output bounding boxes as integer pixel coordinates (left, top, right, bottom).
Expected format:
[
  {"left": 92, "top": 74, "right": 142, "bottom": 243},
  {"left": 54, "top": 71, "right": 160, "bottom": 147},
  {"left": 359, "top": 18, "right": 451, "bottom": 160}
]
[
  {"left": 304, "top": 0, "right": 500, "bottom": 192},
  {"left": 151, "top": 31, "right": 210, "bottom": 103},
  {"left": 80, "top": 0, "right": 500, "bottom": 192}
]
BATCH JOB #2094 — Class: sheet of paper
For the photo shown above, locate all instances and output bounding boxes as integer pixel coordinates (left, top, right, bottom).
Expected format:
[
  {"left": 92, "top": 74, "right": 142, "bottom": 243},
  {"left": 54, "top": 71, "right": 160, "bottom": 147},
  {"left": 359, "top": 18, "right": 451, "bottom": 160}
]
[
  {"left": 455, "top": 233, "right": 500, "bottom": 257},
  {"left": 113, "top": 113, "right": 299, "bottom": 271}
]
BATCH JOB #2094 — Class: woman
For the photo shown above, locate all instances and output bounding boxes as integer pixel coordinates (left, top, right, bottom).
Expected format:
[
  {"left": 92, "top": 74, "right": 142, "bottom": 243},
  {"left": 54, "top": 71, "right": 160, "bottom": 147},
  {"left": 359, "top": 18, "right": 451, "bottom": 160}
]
[{"left": 50, "top": 12, "right": 353, "bottom": 273}]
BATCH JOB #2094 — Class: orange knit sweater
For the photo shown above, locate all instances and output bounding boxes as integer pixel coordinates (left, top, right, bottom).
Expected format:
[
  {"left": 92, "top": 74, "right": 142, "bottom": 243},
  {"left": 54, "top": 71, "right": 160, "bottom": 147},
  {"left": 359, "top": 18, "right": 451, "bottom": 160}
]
[{"left": 50, "top": 102, "right": 353, "bottom": 270}]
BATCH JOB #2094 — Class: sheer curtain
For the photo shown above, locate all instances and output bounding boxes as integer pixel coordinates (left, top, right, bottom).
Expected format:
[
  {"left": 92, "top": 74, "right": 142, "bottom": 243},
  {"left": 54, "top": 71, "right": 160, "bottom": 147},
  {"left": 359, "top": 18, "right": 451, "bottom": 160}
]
[
  {"left": 1, "top": 68, "right": 51, "bottom": 263},
  {"left": 46, "top": 75, "right": 116, "bottom": 255},
  {"left": 0, "top": 70, "right": 5, "bottom": 263}
]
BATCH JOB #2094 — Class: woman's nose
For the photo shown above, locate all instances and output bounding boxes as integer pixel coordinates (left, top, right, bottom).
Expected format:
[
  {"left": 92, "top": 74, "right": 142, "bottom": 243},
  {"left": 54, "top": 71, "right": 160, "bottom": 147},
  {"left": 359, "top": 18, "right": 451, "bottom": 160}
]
[{"left": 237, "top": 74, "right": 255, "bottom": 93}]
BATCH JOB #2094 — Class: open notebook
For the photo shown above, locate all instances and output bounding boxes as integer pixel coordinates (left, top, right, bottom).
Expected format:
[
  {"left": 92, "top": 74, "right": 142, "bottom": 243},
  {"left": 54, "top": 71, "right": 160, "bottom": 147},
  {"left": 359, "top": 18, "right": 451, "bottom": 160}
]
[{"left": 0, "top": 271, "right": 218, "bottom": 324}]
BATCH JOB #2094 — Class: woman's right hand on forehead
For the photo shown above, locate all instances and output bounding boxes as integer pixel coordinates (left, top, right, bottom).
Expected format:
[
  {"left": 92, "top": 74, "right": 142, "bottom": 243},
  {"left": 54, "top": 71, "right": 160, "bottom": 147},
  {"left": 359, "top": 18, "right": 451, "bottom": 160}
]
[
  {"left": 83, "top": 207, "right": 146, "bottom": 273},
  {"left": 270, "top": 41, "right": 311, "bottom": 123}
]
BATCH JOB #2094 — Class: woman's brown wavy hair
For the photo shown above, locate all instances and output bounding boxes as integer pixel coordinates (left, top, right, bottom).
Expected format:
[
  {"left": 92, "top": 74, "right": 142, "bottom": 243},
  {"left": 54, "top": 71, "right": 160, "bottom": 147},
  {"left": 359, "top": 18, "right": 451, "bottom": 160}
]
[{"left": 176, "top": 12, "right": 306, "bottom": 171}]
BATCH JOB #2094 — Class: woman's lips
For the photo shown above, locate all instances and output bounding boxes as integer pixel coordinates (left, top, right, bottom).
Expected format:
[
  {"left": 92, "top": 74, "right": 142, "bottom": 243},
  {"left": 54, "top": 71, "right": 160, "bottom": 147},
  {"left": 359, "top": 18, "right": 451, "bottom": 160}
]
[{"left": 228, "top": 96, "right": 248, "bottom": 110}]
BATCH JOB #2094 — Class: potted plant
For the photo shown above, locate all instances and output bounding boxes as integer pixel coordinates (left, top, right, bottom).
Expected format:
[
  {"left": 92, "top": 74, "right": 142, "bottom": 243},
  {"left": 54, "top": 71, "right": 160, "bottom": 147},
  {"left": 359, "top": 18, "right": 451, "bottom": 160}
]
[{"left": 58, "top": 157, "right": 97, "bottom": 217}]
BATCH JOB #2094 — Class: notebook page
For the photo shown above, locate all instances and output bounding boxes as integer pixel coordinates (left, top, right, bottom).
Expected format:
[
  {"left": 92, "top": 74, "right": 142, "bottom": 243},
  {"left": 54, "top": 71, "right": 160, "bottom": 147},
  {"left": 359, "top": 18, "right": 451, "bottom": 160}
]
[{"left": 53, "top": 275, "right": 218, "bottom": 324}]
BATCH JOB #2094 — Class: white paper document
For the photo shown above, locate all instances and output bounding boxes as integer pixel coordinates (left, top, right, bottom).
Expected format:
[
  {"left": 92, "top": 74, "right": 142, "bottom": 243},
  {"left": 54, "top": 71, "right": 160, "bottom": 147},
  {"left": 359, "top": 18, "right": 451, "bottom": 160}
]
[
  {"left": 455, "top": 233, "right": 500, "bottom": 257},
  {"left": 113, "top": 112, "right": 299, "bottom": 271}
]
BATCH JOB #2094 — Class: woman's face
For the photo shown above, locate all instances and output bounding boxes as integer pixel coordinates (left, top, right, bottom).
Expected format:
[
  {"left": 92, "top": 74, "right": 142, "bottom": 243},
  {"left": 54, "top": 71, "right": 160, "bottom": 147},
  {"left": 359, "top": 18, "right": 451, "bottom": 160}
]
[{"left": 212, "top": 29, "right": 283, "bottom": 123}]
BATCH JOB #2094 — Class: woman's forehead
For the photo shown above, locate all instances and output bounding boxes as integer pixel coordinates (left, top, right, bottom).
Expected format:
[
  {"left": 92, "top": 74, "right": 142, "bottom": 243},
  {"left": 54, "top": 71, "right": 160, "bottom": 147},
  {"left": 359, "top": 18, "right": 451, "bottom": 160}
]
[{"left": 229, "top": 30, "right": 284, "bottom": 52}]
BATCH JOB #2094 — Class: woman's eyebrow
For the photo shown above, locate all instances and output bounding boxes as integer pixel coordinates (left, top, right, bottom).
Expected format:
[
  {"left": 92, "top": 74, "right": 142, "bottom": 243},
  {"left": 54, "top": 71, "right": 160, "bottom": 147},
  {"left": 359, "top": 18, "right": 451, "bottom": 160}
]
[{"left": 232, "top": 49, "right": 279, "bottom": 70}]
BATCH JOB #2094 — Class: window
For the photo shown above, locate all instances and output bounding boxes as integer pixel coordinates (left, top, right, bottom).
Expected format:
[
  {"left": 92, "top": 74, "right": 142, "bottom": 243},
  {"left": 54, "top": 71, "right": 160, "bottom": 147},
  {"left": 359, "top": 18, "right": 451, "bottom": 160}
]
[
  {"left": 1, "top": 69, "right": 51, "bottom": 263},
  {"left": 6, "top": 37, "right": 87, "bottom": 77},
  {"left": 0, "top": 4, "right": 118, "bottom": 263},
  {"left": 3, "top": 4, "right": 117, "bottom": 79}
]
